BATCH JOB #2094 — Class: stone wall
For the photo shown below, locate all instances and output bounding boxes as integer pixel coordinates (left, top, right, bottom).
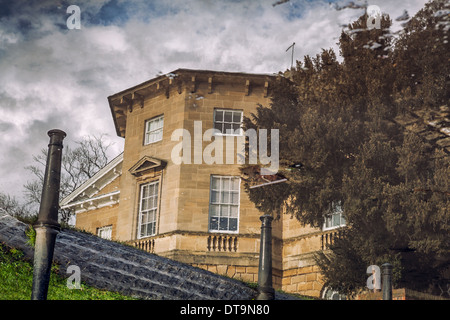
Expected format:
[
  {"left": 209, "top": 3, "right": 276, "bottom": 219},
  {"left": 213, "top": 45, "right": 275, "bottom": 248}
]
[
  {"left": 0, "top": 210, "right": 296, "bottom": 300},
  {"left": 282, "top": 265, "right": 324, "bottom": 297},
  {"left": 75, "top": 203, "right": 119, "bottom": 239}
]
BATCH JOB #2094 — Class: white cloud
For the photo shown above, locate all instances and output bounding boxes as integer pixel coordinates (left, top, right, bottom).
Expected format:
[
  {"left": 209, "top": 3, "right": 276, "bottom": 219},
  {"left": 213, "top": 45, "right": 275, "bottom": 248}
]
[{"left": 0, "top": 0, "right": 429, "bottom": 201}]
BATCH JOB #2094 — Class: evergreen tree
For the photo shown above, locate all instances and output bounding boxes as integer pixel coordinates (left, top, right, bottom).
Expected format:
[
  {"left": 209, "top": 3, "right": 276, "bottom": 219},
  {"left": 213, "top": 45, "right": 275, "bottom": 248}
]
[
  {"left": 241, "top": 0, "right": 449, "bottom": 296},
  {"left": 393, "top": 0, "right": 450, "bottom": 111}
]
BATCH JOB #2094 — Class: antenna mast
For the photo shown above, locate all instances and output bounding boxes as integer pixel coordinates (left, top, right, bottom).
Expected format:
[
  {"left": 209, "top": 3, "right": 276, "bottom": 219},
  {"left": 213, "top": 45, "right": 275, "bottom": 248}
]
[{"left": 286, "top": 42, "right": 295, "bottom": 70}]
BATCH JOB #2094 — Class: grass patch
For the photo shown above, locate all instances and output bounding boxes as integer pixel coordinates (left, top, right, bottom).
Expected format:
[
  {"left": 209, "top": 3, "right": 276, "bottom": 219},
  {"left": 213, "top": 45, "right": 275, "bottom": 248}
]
[{"left": 0, "top": 242, "right": 138, "bottom": 300}]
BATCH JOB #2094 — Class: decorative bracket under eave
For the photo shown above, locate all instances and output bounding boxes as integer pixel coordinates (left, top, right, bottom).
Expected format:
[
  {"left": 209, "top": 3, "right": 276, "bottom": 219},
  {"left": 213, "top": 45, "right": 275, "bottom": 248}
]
[
  {"left": 132, "top": 92, "right": 144, "bottom": 108},
  {"left": 208, "top": 77, "right": 213, "bottom": 94},
  {"left": 190, "top": 76, "right": 197, "bottom": 93},
  {"left": 245, "top": 79, "right": 250, "bottom": 96},
  {"left": 120, "top": 96, "right": 133, "bottom": 113}
]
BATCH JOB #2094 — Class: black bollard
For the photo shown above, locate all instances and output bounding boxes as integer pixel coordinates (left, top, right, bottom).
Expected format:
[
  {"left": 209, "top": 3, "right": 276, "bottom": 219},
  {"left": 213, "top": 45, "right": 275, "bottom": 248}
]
[
  {"left": 256, "top": 214, "right": 275, "bottom": 300},
  {"left": 381, "top": 263, "right": 393, "bottom": 300},
  {"left": 31, "top": 129, "right": 66, "bottom": 300}
]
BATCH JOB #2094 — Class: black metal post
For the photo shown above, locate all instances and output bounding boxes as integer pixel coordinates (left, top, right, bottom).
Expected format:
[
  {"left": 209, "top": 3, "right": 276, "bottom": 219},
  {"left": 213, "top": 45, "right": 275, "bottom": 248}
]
[
  {"left": 382, "top": 263, "right": 393, "bottom": 300},
  {"left": 256, "top": 214, "right": 275, "bottom": 300},
  {"left": 31, "top": 129, "right": 66, "bottom": 300}
]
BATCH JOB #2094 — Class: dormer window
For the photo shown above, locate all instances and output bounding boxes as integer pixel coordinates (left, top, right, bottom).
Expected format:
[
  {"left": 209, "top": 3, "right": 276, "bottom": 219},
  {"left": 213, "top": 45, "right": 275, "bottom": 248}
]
[{"left": 144, "top": 115, "right": 164, "bottom": 145}]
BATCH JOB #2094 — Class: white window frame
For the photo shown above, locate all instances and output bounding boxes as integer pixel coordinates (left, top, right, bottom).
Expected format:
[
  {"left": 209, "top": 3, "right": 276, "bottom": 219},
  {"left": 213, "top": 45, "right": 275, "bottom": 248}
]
[
  {"left": 144, "top": 115, "right": 164, "bottom": 145},
  {"left": 213, "top": 109, "right": 243, "bottom": 136},
  {"left": 208, "top": 175, "right": 240, "bottom": 233},
  {"left": 137, "top": 181, "right": 159, "bottom": 238},
  {"left": 323, "top": 201, "right": 346, "bottom": 231},
  {"left": 97, "top": 225, "right": 112, "bottom": 240}
]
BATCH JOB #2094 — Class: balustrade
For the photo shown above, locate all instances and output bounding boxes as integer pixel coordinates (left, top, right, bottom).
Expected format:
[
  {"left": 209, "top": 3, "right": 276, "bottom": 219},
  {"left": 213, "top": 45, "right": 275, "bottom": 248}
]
[
  {"left": 321, "top": 228, "right": 345, "bottom": 250},
  {"left": 132, "top": 238, "right": 155, "bottom": 253},
  {"left": 207, "top": 235, "right": 238, "bottom": 252}
]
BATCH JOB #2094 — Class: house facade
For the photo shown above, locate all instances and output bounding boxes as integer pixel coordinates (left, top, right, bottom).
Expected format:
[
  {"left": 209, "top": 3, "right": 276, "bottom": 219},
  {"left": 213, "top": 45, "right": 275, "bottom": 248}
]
[{"left": 60, "top": 69, "right": 345, "bottom": 298}]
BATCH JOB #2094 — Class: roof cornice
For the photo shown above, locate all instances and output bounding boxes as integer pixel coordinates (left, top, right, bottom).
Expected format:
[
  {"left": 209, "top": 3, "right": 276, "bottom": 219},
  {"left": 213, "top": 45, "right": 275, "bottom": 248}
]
[
  {"left": 59, "top": 152, "right": 123, "bottom": 207},
  {"left": 60, "top": 190, "right": 120, "bottom": 212},
  {"left": 107, "top": 68, "right": 276, "bottom": 138}
]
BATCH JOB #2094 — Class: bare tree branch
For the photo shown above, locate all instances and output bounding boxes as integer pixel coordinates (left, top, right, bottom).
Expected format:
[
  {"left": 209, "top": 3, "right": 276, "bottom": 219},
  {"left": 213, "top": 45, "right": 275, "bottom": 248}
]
[
  {"left": 23, "top": 134, "right": 113, "bottom": 224},
  {"left": 0, "top": 192, "right": 30, "bottom": 218}
]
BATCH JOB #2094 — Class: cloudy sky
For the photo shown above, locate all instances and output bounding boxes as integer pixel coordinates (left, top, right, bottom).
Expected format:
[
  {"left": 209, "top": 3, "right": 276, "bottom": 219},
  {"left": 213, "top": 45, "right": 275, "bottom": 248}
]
[{"left": 0, "top": 0, "right": 429, "bottom": 202}]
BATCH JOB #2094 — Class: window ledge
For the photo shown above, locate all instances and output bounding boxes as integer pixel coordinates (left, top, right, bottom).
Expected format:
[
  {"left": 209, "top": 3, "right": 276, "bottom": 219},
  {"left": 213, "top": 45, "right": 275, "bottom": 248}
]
[
  {"left": 212, "top": 132, "right": 243, "bottom": 137},
  {"left": 322, "top": 224, "right": 346, "bottom": 232}
]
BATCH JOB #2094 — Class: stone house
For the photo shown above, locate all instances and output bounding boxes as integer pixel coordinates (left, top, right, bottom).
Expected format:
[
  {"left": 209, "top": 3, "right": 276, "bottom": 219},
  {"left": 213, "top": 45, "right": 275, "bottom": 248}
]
[{"left": 60, "top": 69, "right": 346, "bottom": 298}]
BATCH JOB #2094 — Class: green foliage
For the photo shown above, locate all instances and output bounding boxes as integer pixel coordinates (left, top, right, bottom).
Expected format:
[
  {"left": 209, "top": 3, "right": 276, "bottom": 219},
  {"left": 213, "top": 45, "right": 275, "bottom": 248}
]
[
  {"left": 25, "top": 225, "right": 36, "bottom": 248},
  {"left": 392, "top": 0, "right": 450, "bottom": 110},
  {"left": 0, "top": 243, "right": 137, "bottom": 300},
  {"left": 242, "top": 0, "right": 449, "bottom": 296}
]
